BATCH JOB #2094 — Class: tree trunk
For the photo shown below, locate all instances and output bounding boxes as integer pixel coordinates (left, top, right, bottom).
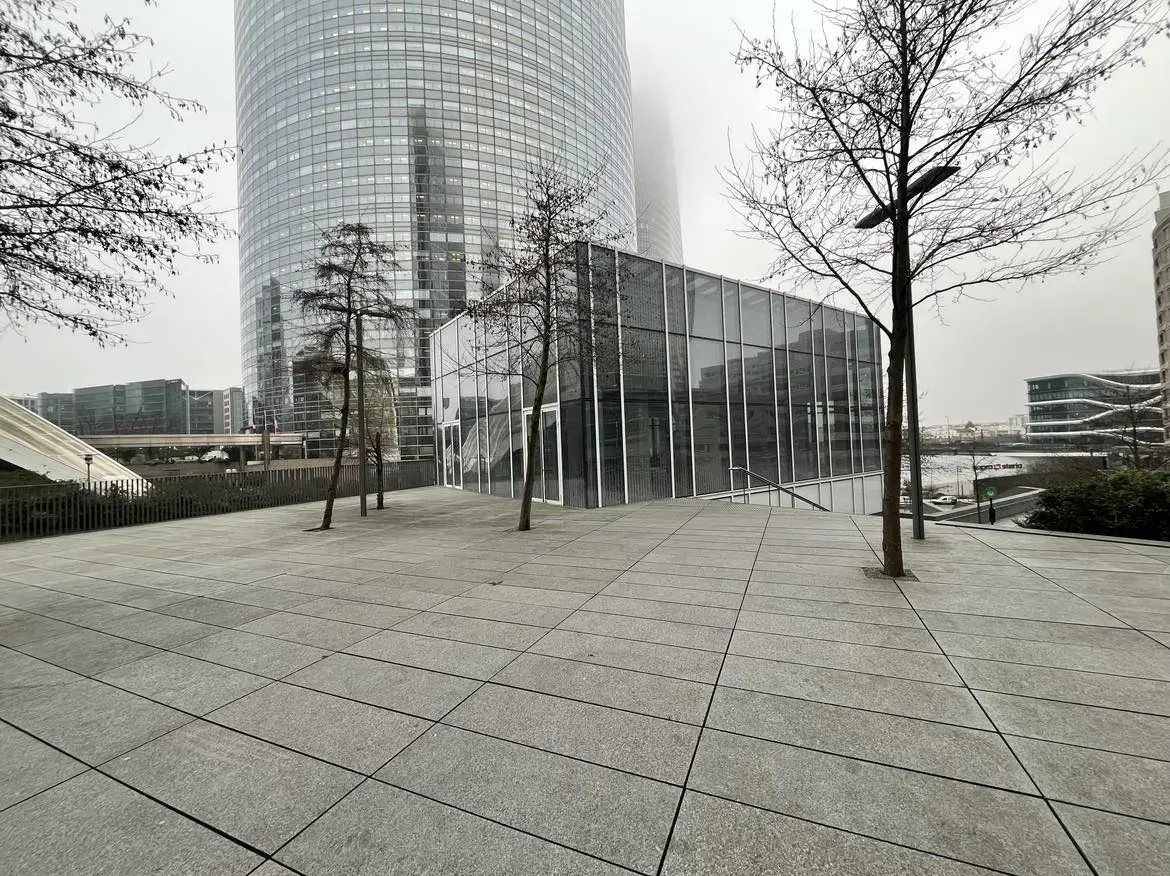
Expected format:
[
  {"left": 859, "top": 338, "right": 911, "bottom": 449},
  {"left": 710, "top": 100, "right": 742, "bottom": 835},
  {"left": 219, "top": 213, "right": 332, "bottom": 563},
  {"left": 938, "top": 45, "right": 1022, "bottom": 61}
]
[
  {"left": 374, "top": 431, "right": 385, "bottom": 509},
  {"left": 321, "top": 360, "right": 352, "bottom": 531},
  {"left": 519, "top": 340, "right": 551, "bottom": 532},
  {"left": 881, "top": 325, "right": 908, "bottom": 577}
]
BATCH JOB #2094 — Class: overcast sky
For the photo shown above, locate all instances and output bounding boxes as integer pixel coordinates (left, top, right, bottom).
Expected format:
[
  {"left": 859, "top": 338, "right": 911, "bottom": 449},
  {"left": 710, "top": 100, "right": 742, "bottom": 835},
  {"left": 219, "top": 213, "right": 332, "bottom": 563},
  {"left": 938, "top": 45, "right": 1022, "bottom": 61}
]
[{"left": 2, "top": 0, "right": 1166, "bottom": 424}]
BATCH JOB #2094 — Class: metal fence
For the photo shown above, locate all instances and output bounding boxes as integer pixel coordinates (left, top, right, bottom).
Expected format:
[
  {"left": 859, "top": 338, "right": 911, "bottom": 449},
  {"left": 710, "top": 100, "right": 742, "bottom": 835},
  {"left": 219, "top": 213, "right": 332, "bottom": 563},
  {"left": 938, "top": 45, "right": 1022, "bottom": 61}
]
[{"left": 0, "top": 461, "right": 436, "bottom": 542}]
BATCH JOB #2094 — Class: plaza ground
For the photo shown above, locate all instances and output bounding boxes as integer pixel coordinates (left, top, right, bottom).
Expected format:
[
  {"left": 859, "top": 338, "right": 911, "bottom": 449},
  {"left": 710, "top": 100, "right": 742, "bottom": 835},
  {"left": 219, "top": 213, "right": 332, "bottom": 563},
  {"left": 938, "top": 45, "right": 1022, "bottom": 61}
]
[{"left": 1, "top": 487, "right": 1168, "bottom": 874}]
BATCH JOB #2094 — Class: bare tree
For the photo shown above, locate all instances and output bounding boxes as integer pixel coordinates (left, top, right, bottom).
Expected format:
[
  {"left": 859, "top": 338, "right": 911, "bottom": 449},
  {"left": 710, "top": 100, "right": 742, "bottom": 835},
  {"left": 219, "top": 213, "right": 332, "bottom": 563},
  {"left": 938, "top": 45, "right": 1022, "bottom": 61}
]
[
  {"left": 1094, "top": 378, "right": 1164, "bottom": 468},
  {"left": 461, "top": 159, "right": 623, "bottom": 532},
  {"left": 362, "top": 370, "right": 399, "bottom": 510},
  {"left": 1, "top": 0, "right": 231, "bottom": 344},
  {"left": 731, "top": 0, "right": 1167, "bottom": 576},
  {"left": 295, "top": 223, "right": 412, "bottom": 531}
]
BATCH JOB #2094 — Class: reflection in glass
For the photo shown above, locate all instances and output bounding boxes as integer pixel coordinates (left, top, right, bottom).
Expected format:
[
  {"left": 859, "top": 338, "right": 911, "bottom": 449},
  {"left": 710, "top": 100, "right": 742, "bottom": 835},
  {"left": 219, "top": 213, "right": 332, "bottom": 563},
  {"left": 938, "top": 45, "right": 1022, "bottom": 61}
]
[
  {"left": 691, "top": 337, "right": 730, "bottom": 495},
  {"left": 828, "top": 356, "right": 852, "bottom": 475},
  {"left": 726, "top": 341, "right": 747, "bottom": 470},
  {"left": 686, "top": 271, "right": 723, "bottom": 339},
  {"left": 542, "top": 409, "right": 560, "bottom": 502},
  {"left": 789, "top": 350, "right": 818, "bottom": 480},
  {"left": 741, "top": 285, "right": 772, "bottom": 347},
  {"left": 624, "top": 329, "right": 671, "bottom": 502},
  {"left": 722, "top": 281, "right": 741, "bottom": 342},
  {"left": 668, "top": 332, "right": 693, "bottom": 496},
  {"left": 743, "top": 345, "right": 779, "bottom": 482}
]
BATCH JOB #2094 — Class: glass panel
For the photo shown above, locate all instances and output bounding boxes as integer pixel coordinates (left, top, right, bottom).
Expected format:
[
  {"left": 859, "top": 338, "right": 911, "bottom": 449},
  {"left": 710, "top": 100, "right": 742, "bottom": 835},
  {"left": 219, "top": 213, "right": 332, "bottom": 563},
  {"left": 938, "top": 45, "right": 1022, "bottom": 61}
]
[
  {"left": 559, "top": 324, "right": 595, "bottom": 508},
  {"left": 741, "top": 285, "right": 772, "bottom": 347},
  {"left": 856, "top": 315, "right": 876, "bottom": 363},
  {"left": 726, "top": 340, "right": 747, "bottom": 471},
  {"left": 486, "top": 350, "right": 511, "bottom": 497},
  {"left": 686, "top": 271, "right": 723, "bottom": 339},
  {"left": 814, "top": 351, "right": 830, "bottom": 478},
  {"left": 665, "top": 265, "right": 686, "bottom": 335},
  {"left": 690, "top": 337, "right": 730, "bottom": 495},
  {"left": 619, "top": 255, "right": 665, "bottom": 331},
  {"left": 785, "top": 297, "right": 813, "bottom": 352},
  {"left": 623, "top": 329, "right": 671, "bottom": 502},
  {"left": 722, "top": 281, "right": 741, "bottom": 342},
  {"left": 524, "top": 411, "right": 544, "bottom": 501},
  {"left": 829, "top": 356, "right": 852, "bottom": 475},
  {"left": 459, "top": 369, "right": 479, "bottom": 490},
  {"left": 744, "top": 345, "right": 779, "bottom": 483},
  {"left": 542, "top": 409, "right": 560, "bottom": 502},
  {"left": 860, "top": 362, "right": 882, "bottom": 472},
  {"left": 789, "top": 350, "right": 818, "bottom": 480},
  {"left": 825, "top": 308, "right": 848, "bottom": 358},
  {"left": 668, "top": 333, "right": 693, "bottom": 497},
  {"left": 774, "top": 348, "right": 794, "bottom": 483}
]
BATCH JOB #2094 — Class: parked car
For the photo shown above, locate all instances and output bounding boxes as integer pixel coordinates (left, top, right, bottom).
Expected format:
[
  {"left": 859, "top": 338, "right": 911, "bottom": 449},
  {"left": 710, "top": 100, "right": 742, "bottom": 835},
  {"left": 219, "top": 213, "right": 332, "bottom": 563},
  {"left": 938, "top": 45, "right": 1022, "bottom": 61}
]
[
  {"left": 200, "top": 449, "right": 229, "bottom": 463},
  {"left": 931, "top": 494, "right": 959, "bottom": 505}
]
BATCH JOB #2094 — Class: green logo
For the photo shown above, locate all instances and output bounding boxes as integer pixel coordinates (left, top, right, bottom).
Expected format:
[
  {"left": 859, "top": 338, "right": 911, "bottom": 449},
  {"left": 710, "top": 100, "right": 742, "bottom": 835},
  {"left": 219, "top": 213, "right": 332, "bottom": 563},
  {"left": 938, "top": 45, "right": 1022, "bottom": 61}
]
[{"left": 984, "top": 486, "right": 998, "bottom": 500}]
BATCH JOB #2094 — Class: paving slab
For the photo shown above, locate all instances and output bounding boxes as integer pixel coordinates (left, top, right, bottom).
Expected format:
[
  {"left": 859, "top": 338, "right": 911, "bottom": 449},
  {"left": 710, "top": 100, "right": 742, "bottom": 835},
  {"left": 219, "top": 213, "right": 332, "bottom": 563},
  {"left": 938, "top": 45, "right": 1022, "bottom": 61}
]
[
  {"left": 2, "top": 677, "right": 191, "bottom": 764},
  {"left": 444, "top": 683, "right": 700, "bottom": 783},
  {"left": 688, "top": 728, "right": 1089, "bottom": 875},
  {"left": 530, "top": 628, "right": 723, "bottom": 683},
  {"left": 493, "top": 652, "right": 713, "bottom": 723},
  {"left": 96, "top": 651, "right": 270, "bottom": 715},
  {"left": 19, "top": 627, "right": 159, "bottom": 676},
  {"left": 0, "top": 721, "right": 87, "bottom": 809},
  {"left": 707, "top": 686, "right": 1035, "bottom": 792},
  {"left": 235, "top": 611, "right": 378, "bottom": 651},
  {"left": 377, "top": 724, "right": 680, "bottom": 873},
  {"left": 0, "top": 771, "right": 260, "bottom": 876},
  {"left": 1007, "top": 735, "right": 1170, "bottom": 822},
  {"left": 176, "top": 629, "right": 329, "bottom": 678},
  {"left": 285, "top": 653, "right": 480, "bottom": 719},
  {"left": 661, "top": 791, "right": 1001, "bottom": 876},
  {"left": 208, "top": 682, "right": 431, "bottom": 773},
  {"left": 1054, "top": 802, "right": 1170, "bottom": 876},
  {"left": 278, "top": 779, "right": 627, "bottom": 876},
  {"left": 103, "top": 720, "right": 361, "bottom": 852}
]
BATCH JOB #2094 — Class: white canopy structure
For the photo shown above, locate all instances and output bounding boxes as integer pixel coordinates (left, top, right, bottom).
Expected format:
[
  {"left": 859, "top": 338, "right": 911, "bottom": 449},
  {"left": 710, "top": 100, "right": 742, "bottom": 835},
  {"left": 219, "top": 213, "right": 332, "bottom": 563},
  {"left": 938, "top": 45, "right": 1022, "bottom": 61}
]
[{"left": 0, "top": 395, "right": 142, "bottom": 483}]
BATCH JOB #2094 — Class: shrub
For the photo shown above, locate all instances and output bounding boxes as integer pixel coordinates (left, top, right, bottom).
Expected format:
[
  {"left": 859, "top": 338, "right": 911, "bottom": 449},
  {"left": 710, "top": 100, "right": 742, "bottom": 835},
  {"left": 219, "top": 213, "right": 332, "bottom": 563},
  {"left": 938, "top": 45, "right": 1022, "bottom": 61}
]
[{"left": 1022, "top": 469, "right": 1170, "bottom": 541}]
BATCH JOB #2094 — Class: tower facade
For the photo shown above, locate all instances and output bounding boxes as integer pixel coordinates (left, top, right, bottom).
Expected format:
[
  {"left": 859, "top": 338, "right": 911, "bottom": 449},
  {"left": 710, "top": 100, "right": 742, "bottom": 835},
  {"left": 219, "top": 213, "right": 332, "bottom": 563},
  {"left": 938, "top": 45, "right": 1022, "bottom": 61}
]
[
  {"left": 1155, "top": 192, "right": 1170, "bottom": 436},
  {"left": 235, "top": 0, "right": 636, "bottom": 458},
  {"left": 632, "top": 86, "right": 684, "bottom": 263}
]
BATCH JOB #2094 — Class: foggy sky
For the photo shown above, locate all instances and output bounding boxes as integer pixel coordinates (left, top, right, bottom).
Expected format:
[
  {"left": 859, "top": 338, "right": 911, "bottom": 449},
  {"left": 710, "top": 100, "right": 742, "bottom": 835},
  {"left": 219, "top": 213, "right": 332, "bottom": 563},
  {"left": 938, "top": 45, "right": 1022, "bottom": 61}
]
[{"left": 1, "top": 0, "right": 1166, "bottom": 425}]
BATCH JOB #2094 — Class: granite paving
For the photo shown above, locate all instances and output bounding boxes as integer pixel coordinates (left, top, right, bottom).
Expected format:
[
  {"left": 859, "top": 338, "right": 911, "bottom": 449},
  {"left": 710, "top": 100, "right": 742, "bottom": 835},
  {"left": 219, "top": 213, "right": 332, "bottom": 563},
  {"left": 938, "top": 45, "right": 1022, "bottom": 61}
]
[{"left": 1, "top": 486, "right": 1168, "bottom": 874}]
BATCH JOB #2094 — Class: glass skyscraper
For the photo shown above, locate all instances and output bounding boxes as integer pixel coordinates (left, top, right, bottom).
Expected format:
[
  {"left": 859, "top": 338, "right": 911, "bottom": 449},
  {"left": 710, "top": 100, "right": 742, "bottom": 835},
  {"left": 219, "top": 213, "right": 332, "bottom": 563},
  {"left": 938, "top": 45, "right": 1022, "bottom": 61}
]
[
  {"left": 235, "top": 0, "right": 637, "bottom": 459},
  {"left": 432, "top": 245, "right": 886, "bottom": 513}
]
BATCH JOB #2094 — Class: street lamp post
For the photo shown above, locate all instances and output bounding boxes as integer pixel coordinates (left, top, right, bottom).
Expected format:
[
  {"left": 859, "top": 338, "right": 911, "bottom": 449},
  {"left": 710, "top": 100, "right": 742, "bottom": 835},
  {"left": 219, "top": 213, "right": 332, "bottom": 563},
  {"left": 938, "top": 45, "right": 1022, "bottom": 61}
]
[
  {"left": 83, "top": 453, "right": 93, "bottom": 487},
  {"left": 856, "top": 165, "right": 958, "bottom": 541}
]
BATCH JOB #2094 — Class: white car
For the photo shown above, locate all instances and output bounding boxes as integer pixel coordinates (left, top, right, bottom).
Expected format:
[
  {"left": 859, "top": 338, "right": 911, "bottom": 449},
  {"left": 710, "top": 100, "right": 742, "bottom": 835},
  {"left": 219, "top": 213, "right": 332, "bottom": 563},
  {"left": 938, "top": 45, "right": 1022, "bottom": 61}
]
[
  {"left": 199, "top": 450, "right": 229, "bottom": 463},
  {"left": 931, "top": 495, "right": 959, "bottom": 505}
]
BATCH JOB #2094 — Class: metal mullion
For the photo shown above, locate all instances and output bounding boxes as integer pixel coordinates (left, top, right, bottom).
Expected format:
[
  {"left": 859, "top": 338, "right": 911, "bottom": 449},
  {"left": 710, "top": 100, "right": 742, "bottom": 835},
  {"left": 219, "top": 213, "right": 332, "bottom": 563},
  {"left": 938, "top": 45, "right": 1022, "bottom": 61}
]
[
  {"left": 783, "top": 296, "right": 797, "bottom": 509},
  {"left": 615, "top": 252, "right": 629, "bottom": 504},
  {"left": 589, "top": 246, "right": 603, "bottom": 507},
  {"left": 663, "top": 261, "right": 675, "bottom": 498}
]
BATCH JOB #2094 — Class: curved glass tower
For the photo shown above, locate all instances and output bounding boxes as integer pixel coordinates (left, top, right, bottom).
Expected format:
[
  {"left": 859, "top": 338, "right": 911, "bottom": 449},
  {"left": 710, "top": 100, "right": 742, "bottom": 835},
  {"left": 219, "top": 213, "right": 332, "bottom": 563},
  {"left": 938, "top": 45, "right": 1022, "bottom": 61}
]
[{"left": 235, "top": 0, "right": 636, "bottom": 458}]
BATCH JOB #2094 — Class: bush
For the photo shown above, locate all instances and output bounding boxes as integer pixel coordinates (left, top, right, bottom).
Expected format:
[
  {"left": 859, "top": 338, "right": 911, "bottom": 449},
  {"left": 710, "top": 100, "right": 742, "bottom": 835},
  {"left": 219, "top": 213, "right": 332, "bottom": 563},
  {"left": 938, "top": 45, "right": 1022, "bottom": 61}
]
[{"left": 1023, "top": 469, "right": 1170, "bottom": 541}]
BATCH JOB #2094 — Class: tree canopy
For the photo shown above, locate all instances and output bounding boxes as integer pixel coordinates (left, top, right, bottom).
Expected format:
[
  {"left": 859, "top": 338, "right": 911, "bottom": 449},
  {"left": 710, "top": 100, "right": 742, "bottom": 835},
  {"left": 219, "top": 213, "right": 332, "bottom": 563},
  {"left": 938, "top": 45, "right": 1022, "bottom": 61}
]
[{"left": 0, "top": 0, "right": 231, "bottom": 344}]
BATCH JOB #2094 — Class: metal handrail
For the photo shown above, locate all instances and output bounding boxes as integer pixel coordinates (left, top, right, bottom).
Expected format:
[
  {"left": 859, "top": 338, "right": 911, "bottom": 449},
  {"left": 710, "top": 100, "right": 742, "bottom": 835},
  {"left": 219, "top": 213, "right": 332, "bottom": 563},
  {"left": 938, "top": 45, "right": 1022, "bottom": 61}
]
[{"left": 728, "top": 466, "right": 831, "bottom": 512}]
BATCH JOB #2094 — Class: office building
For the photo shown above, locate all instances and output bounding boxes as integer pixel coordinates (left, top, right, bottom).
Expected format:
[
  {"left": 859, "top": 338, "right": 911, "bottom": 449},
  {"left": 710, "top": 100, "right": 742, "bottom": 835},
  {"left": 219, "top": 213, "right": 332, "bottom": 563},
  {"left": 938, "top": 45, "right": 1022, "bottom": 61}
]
[
  {"left": 224, "top": 387, "right": 247, "bottom": 433},
  {"left": 235, "top": 0, "right": 637, "bottom": 460},
  {"left": 1026, "top": 371, "right": 1164, "bottom": 446},
  {"left": 36, "top": 393, "right": 75, "bottom": 432},
  {"left": 7, "top": 396, "right": 39, "bottom": 415},
  {"left": 73, "top": 379, "right": 190, "bottom": 436},
  {"left": 189, "top": 389, "right": 223, "bottom": 435},
  {"left": 633, "top": 85, "right": 684, "bottom": 263},
  {"left": 1155, "top": 192, "right": 1170, "bottom": 433},
  {"left": 432, "top": 245, "right": 884, "bottom": 512}
]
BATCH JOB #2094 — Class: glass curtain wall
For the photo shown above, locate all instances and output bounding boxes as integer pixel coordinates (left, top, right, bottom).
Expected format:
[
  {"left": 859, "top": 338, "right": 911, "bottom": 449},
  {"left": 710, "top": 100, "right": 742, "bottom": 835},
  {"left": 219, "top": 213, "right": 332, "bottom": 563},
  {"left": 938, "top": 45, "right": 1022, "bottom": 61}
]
[{"left": 432, "top": 245, "right": 884, "bottom": 509}]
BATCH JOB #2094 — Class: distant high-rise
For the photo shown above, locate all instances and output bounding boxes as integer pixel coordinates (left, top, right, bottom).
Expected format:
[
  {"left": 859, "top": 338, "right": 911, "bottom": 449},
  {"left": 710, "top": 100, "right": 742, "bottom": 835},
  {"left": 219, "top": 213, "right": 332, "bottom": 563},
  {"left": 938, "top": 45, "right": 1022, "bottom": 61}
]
[
  {"left": 633, "top": 86, "right": 684, "bottom": 263},
  {"left": 235, "top": 1, "right": 637, "bottom": 459},
  {"left": 1155, "top": 192, "right": 1170, "bottom": 436}
]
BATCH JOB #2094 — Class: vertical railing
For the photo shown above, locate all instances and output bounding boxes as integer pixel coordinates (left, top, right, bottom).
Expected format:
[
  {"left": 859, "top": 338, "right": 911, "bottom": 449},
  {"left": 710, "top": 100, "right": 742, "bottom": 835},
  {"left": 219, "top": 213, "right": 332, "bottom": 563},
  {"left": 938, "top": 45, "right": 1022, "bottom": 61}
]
[{"left": 0, "top": 460, "right": 436, "bottom": 542}]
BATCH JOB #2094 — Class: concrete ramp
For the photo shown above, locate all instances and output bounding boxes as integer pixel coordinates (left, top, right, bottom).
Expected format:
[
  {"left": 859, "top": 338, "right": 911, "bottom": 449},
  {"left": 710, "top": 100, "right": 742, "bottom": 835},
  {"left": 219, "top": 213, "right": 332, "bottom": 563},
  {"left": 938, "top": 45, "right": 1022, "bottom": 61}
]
[{"left": 0, "top": 395, "right": 142, "bottom": 483}]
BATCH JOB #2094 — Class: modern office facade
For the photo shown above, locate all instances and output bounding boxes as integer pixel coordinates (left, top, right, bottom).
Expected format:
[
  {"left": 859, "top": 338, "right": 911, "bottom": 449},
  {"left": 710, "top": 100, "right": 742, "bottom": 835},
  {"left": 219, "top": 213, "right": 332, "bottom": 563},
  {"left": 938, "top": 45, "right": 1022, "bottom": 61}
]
[
  {"left": 1155, "top": 192, "right": 1170, "bottom": 432},
  {"left": 1026, "top": 371, "right": 1165, "bottom": 446},
  {"left": 431, "top": 245, "right": 885, "bottom": 512},
  {"left": 235, "top": 0, "right": 637, "bottom": 460},
  {"left": 36, "top": 393, "right": 75, "bottom": 432},
  {"left": 73, "top": 379, "right": 191, "bottom": 437}
]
